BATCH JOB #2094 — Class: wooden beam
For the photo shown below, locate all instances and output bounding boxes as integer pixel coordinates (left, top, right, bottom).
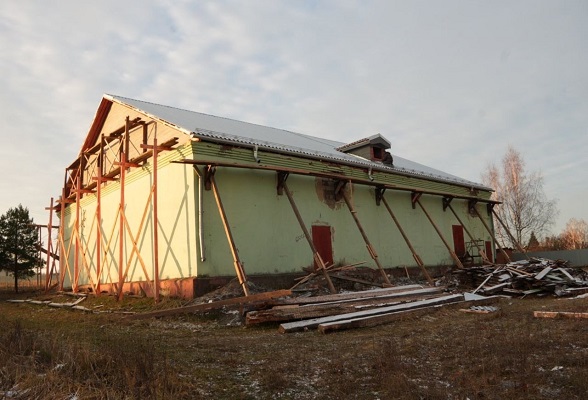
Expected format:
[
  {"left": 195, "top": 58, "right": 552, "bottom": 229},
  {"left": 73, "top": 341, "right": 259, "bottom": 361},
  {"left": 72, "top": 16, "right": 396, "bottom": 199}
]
[
  {"left": 533, "top": 311, "right": 588, "bottom": 319},
  {"left": 380, "top": 196, "right": 433, "bottom": 285},
  {"left": 126, "top": 289, "right": 292, "bottom": 320},
  {"left": 173, "top": 159, "right": 499, "bottom": 206},
  {"left": 471, "top": 205, "right": 511, "bottom": 263},
  {"left": 446, "top": 202, "right": 491, "bottom": 264},
  {"left": 317, "top": 296, "right": 500, "bottom": 334},
  {"left": 246, "top": 287, "right": 444, "bottom": 325},
  {"left": 279, "top": 294, "right": 464, "bottom": 333},
  {"left": 328, "top": 273, "right": 384, "bottom": 287},
  {"left": 281, "top": 285, "right": 425, "bottom": 305},
  {"left": 491, "top": 210, "right": 529, "bottom": 259},
  {"left": 341, "top": 188, "right": 391, "bottom": 285},
  {"left": 209, "top": 167, "right": 250, "bottom": 296},
  {"left": 415, "top": 197, "right": 464, "bottom": 269},
  {"left": 282, "top": 180, "right": 336, "bottom": 294}
]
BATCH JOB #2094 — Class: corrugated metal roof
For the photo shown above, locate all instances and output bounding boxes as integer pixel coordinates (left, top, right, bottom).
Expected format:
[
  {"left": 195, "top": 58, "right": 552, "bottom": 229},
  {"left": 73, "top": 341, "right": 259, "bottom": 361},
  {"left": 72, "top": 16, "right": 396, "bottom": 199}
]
[{"left": 106, "top": 94, "right": 491, "bottom": 191}]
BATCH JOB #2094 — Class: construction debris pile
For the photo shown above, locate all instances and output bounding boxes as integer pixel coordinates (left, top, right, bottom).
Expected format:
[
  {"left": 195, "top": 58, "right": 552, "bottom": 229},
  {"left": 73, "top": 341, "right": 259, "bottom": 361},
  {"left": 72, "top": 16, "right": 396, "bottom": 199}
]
[
  {"left": 245, "top": 285, "right": 498, "bottom": 334},
  {"left": 456, "top": 258, "right": 588, "bottom": 297}
]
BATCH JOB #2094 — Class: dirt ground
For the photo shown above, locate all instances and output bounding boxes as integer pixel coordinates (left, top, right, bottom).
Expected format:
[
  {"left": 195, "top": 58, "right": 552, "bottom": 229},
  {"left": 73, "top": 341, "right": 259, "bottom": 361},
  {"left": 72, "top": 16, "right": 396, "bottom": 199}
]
[{"left": 1, "top": 286, "right": 587, "bottom": 400}]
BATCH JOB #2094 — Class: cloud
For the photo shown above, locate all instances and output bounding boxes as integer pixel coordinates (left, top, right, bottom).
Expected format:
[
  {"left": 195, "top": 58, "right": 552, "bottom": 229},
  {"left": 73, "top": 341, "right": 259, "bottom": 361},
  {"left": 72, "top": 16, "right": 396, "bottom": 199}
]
[{"left": 0, "top": 0, "right": 586, "bottom": 234}]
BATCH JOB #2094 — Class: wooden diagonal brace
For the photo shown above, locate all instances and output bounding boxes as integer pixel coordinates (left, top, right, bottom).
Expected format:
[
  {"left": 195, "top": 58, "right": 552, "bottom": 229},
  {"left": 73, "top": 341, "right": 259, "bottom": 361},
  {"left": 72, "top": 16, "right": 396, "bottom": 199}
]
[
  {"left": 471, "top": 205, "right": 511, "bottom": 263},
  {"left": 442, "top": 197, "right": 453, "bottom": 211},
  {"left": 333, "top": 179, "right": 348, "bottom": 201},
  {"left": 341, "top": 190, "right": 391, "bottom": 285},
  {"left": 468, "top": 199, "right": 478, "bottom": 215},
  {"left": 281, "top": 178, "right": 336, "bottom": 294},
  {"left": 375, "top": 187, "right": 386, "bottom": 206},
  {"left": 277, "top": 171, "right": 289, "bottom": 195},
  {"left": 415, "top": 197, "right": 464, "bottom": 269},
  {"left": 204, "top": 165, "right": 216, "bottom": 191},
  {"left": 411, "top": 192, "right": 422, "bottom": 209},
  {"left": 486, "top": 202, "right": 495, "bottom": 216}
]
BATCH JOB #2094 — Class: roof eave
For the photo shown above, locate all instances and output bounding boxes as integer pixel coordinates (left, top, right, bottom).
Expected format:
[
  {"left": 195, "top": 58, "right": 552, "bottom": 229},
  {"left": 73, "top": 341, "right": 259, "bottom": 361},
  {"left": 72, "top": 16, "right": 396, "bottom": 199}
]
[{"left": 194, "top": 134, "right": 493, "bottom": 193}]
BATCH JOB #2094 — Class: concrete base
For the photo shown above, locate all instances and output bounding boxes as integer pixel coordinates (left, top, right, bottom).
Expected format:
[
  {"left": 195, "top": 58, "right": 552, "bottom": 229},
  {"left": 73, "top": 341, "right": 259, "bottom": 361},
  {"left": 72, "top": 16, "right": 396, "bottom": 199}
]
[{"left": 74, "top": 265, "right": 450, "bottom": 299}]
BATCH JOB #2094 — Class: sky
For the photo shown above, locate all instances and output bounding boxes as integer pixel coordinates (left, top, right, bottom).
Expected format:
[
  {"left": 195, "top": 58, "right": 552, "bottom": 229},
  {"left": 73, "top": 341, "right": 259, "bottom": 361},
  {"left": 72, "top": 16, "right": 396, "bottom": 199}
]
[{"left": 0, "top": 0, "right": 586, "bottom": 242}]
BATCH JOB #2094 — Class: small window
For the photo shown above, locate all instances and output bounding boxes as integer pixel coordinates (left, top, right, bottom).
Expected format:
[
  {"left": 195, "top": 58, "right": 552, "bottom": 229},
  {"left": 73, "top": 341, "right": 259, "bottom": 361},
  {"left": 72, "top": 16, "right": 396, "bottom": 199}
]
[{"left": 372, "top": 147, "right": 384, "bottom": 160}]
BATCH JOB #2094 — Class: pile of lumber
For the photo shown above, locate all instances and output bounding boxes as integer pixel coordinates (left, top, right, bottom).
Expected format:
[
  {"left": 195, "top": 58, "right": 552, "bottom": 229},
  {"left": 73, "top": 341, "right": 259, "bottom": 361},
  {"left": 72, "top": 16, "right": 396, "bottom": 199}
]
[
  {"left": 245, "top": 285, "right": 499, "bottom": 334},
  {"left": 461, "top": 258, "right": 588, "bottom": 297}
]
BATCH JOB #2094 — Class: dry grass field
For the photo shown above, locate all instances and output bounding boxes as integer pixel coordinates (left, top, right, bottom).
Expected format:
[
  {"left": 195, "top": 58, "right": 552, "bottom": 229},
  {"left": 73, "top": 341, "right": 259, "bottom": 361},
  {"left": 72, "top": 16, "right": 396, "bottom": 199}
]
[{"left": 1, "top": 288, "right": 587, "bottom": 400}]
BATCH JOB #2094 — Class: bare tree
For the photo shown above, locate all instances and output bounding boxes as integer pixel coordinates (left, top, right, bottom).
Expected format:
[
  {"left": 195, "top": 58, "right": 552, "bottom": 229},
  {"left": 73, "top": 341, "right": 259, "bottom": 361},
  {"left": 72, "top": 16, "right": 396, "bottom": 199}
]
[
  {"left": 482, "top": 146, "right": 558, "bottom": 248},
  {"left": 560, "top": 218, "right": 588, "bottom": 249}
]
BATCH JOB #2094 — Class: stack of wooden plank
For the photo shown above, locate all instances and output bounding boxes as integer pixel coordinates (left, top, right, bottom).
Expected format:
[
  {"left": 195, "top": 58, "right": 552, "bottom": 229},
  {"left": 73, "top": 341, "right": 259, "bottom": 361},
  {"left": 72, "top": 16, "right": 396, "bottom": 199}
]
[
  {"left": 461, "top": 258, "right": 588, "bottom": 297},
  {"left": 245, "top": 285, "right": 499, "bottom": 334}
]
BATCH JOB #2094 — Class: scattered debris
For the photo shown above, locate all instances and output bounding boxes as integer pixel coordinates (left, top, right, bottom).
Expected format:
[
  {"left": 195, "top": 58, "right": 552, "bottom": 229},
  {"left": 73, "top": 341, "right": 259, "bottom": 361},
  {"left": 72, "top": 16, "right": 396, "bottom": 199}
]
[
  {"left": 246, "top": 286, "right": 443, "bottom": 325},
  {"left": 459, "top": 305, "right": 499, "bottom": 314},
  {"left": 456, "top": 258, "right": 588, "bottom": 297},
  {"left": 127, "top": 289, "right": 292, "bottom": 320},
  {"left": 6, "top": 296, "right": 91, "bottom": 311}
]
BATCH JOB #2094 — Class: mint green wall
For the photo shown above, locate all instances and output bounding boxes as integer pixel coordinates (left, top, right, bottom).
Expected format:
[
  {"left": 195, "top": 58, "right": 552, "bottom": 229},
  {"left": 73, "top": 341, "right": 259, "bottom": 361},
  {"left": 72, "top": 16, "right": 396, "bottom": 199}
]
[
  {"left": 63, "top": 140, "right": 495, "bottom": 288},
  {"left": 196, "top": 170, "right": 495, "bottom": 276}
]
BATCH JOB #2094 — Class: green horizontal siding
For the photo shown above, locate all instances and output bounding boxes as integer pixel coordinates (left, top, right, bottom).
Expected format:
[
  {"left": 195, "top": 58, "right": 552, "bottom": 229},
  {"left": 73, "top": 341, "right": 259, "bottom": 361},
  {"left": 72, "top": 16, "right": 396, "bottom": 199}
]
[{"left": 191, "top": 141, "right": 492, "bottom": 200}]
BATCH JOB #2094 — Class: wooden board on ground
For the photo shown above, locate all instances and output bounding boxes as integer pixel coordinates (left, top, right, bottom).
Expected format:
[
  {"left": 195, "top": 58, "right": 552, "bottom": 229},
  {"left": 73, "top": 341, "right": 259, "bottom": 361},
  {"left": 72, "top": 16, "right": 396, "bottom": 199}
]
[
  {"left": 276, "top": 284, "right": 426, "bottom": 306},
  {"left": 278, "top": 294, "right": 464, "bottom": 333},
  {"left": 127, "top": 289, "right": 292, "bottom": 320},
  {"left": 317, "top": 296, "right": 501, "bottom": 334},
  {"left": 533, "top": 311, "right": 588, "bottom": 319},
  {"left": 246, "top": 289, "right": 445, "bottom": 325}
]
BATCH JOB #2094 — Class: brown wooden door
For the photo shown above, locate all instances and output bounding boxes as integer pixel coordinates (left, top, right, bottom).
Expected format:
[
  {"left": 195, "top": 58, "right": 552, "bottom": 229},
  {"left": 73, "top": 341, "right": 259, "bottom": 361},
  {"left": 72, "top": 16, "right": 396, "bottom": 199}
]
[
  {"left": 452, "top": 225, "right": 465, "bottom": 257},
  {"left": 485, "top": 241, "right": 493, "bottom": 263},
  {"left": 312, "top": 225, "right": 333, "bottom": 269}
]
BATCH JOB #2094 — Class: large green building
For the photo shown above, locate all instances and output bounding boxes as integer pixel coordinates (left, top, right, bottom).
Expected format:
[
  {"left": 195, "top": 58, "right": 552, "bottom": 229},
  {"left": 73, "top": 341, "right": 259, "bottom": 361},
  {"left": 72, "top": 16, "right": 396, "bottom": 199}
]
[{"left": 58, "top": 94, "right": 496, "bottom": 298}]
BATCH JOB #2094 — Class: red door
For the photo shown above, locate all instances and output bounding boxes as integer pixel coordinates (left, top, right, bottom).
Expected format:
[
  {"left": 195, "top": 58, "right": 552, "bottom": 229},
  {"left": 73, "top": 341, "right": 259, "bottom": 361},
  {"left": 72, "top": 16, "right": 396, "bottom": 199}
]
[
  {"left": 485, "top": 241, "right": 493, "bottom": 263},
  {"left": 312, "top": 225, "right": 333, "bottom": 269},
  {"left": 452, "top": 225, "right": 465, "bottom": 257}
]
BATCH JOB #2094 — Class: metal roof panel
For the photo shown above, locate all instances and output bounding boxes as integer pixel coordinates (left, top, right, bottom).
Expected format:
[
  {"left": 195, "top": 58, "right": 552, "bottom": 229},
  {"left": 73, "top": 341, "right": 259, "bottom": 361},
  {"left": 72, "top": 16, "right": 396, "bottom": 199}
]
[{"left": 107, "top": 94, "right": 491, "bottom": 191}]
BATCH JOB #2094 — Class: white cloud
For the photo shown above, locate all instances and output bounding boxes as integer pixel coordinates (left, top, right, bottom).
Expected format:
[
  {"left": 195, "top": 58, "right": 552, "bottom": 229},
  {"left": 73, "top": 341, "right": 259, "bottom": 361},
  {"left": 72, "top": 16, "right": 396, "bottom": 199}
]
[{"left": 0, "top": 0, "right": 586, "bottom": 234}]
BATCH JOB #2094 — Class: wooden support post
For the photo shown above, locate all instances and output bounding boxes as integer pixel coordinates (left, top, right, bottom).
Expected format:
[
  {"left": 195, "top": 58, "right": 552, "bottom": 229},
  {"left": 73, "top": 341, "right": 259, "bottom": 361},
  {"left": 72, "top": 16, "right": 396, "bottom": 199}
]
[
  {"left": 58, "top": 184, "right": 68, "bottom": 291},
  {"left": 414, "top": 197, "right": 465, "bottom": 269},
  {"left": 152, "top": 136, "right": 160, "bottom": 302},
  {"left": 471, "top": 206, "right": 511, "bottom": 263},
  {"left": 37, "top": 225, "right": 42, "bottom": 287},
  {"left": 117, "top": 117, "right": 129, "bottom": 301},
  {"left": 95, "top": 135, "right": 104, "bottom": 296},
  {"left": 73, "top": 171, "right": 81, "bottom": 292},
  {"left": 411, "top": 192, "right": 422, "bottom": 209},
  {"left": 140, "top": 136, "right": 177, "bottom": 302},
  {"left": 281, "top": 178, "right": 336, "bottom": 294},
  {"left": 380, "top": 196, "right": 434, "bottom": 285},
  {"left": 491, "top": 210, "right": 529, "bottom": 259},
  {"left": 44, "top": 198, "right": 54, "bottom": 292},
  {"left": 340, "top": 184, "right": 391, "bottom": 285},
  {"left": 208, "top": 167, "right": 250, "bottom": 296},
  {"left": 445, "top": 201, "right": 491, "bottom": 264}
]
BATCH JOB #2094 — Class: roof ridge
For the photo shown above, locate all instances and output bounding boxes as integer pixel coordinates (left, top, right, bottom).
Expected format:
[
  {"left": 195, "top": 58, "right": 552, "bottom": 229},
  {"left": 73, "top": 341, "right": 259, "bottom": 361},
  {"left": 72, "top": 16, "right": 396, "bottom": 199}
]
[
  {"left": 110, "top": 94, "right": 302, "bottom": 135},
  {"left": 104, "top": 94, "right": 490, "bottom": 191}
]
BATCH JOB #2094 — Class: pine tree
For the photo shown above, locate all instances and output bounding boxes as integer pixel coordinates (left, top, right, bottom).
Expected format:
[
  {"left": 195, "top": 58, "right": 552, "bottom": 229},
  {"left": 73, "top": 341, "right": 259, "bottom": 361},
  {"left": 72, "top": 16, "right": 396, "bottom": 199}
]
[
  {"left": 526, "top": 231, "right": 540, "bottom": 250},
  {"left": 0, "top": 205, "right": 41, "bottom": 293}
]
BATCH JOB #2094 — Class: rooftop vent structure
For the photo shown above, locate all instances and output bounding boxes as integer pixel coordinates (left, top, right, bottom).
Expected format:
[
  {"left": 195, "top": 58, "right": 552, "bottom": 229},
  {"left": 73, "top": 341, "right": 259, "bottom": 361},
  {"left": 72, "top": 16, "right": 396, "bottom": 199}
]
[{"left": 337, "top": 133, "right": 393, "bottom": 165}]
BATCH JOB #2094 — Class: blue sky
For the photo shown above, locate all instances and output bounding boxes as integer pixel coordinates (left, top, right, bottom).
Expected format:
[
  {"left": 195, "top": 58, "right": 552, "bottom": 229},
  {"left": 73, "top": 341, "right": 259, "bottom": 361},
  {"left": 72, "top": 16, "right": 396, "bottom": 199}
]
[{"left": 0, "top": 0, "right": 586, "bottom": 240}]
